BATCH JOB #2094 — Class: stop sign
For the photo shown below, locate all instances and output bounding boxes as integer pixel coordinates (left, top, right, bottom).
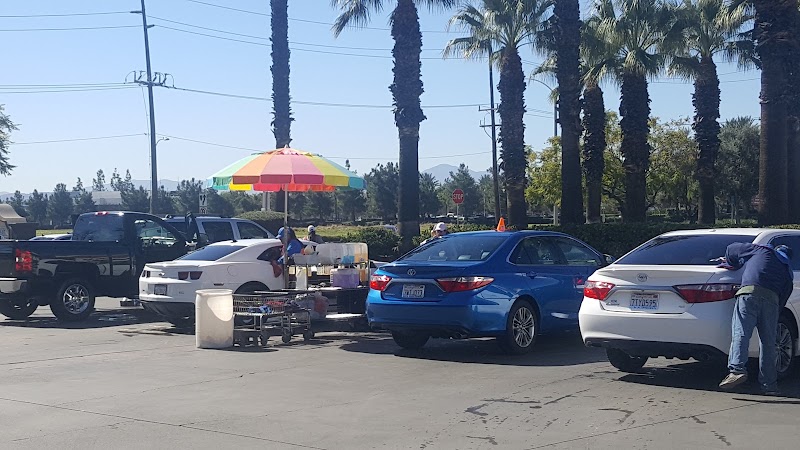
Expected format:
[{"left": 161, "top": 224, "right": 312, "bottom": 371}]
[{"left": 452, "top": 189, "right": 464, "bottom": 205}]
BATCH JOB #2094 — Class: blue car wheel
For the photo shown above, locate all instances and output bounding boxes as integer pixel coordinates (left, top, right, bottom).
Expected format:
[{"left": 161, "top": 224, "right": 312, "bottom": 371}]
[
  {"left": 391, "top": 330, "right": 430, "bottom": 350},
  {"left": 499, "top": 301, "right": 537, "bottom": 354}
]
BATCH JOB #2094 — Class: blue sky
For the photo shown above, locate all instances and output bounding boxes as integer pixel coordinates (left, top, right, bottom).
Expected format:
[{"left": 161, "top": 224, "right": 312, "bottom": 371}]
[{"left": 0, "top": 0, "right": 761, "bottom": 194}]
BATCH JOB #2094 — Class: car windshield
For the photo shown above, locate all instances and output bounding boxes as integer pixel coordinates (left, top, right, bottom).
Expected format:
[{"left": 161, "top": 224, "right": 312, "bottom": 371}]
[
  {"left": 178, "top": 245, "right": 245, "bottom": 261},
  {"left": 399, "top": 234, "right": 507, "bottom": 262},
  {"left": 615, "top": 234, "right": 756, "bottom": 265}
]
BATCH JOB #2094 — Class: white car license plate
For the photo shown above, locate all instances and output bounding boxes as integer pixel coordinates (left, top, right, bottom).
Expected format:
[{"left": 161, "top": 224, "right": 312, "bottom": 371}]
[
  {"left": 630, "top": 293, "right": 658, "bottom": 310},
  {"left": 402, "top": 284, "right": 425, "bottom": 299},
  {"left": 154, "top": 284, "right": 167, "bottom": 296}
]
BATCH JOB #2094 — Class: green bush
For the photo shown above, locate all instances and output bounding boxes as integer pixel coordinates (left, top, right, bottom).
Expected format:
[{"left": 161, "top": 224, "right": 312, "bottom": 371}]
[
  {"left": 236, "top": 210, "right": 286, "bottom": 235},
  {"left": 343, "top": 227, "right": 400, "bottom": 260}
]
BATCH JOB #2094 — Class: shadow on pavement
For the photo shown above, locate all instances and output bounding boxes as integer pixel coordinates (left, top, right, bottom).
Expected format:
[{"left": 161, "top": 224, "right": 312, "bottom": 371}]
[
  {"left": 338, "top": 330, "right": 607, "bottom": 367},
  {"left": 618, "top": 361, "right": 800, "bottom": 399},
  {"left": 0, "top": 307, "right": 163, "bottom": 330}
]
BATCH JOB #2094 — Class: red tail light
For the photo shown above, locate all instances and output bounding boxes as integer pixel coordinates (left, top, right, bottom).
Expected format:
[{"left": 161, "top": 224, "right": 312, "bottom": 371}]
[
  {"left": 436, "top": 277, "right": 494, "bottom": 293},
  {"left": 675, "top": 284, "right": 738, "bottom": 303},
  {"left": 14, "top": 249, "right": 33, "bottom": 273},
  {"left": 370, "top": 274, "right": 392, "bottom": 291},
  {"left": 584, "top": 280, "right": 615, "bottom": 300},
  {"left": 177, "top": 271, "right": 203, "bottom": 280}
]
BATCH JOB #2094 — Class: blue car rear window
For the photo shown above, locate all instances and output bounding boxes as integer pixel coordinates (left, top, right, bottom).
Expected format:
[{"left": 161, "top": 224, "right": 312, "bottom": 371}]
[
  {"left": 400, "top": 235, "right": 507, "bottom": 262},
  {"left": 616, "top": 234, "right": 756, "bottom": 265}
]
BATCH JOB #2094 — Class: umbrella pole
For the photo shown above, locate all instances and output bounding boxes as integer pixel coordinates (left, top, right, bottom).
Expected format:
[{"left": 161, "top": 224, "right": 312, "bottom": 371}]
[{"left": 283, "top": 186, "right": 289, "bottom": 289}]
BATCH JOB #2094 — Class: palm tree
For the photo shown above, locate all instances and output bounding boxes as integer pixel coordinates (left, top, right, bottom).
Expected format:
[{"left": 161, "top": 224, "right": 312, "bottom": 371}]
[
  {"left": 750, "top": 0, "right": 800, "bottom": 224},
  {"left": 664, "top": 0, "right": 748, "bottom": 224},
  {"left": 552, "top": 0, "right": 583, "bottom": 224},
  {"left": 271, "top": 0, "right": 291, "bottom": 213},
  {"left": 331, "top": 0, "right": 456, "bottom": 252},
  {"left": 445, "top": 0, "right": 554, "bottom": 230},
  {"left": 590, "top": 0, "right": 679, "bottom": 222},
  {"left": 787, "top": 3, "right": 800, "bottom": 222}
]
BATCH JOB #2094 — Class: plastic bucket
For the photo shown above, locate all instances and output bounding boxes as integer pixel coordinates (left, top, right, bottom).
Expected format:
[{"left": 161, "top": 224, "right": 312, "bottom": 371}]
[{"left": 195, "top": 289, "right": 234, "bottom": 349}]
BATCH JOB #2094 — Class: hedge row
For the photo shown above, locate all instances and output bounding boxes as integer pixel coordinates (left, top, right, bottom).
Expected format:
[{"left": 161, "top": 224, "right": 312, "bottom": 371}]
[{"left": 345, "top": 222, "right": 800, "bottom": 261}]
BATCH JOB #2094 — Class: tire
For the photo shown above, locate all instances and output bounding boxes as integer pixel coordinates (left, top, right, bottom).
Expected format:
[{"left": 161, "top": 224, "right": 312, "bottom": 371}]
[
  {"left": 498, "top": 300, "right": 537, "bottom": 355},
  {"left": 235, "top": 282, "right": 268, "bottom": 295},
  {"left": 0, "top": 298, "right": 39, "bottom": 320},
  {"left": 303, "top": 330, "right": 314, "bottom": 341},
  {"left": 607, "top": 348, "right": 648, "bottom": 373},
  {"left": 282, "top": 332, "right": 292, "bottom": 344},
  {"left": 391, "top": 330, "right": 429, "bottom": 350},
  {"left": 50, "top": 279, "right": 95, "bottom": 322},
  {"left": 777, "top": 315, "right": 797, "bottom": 380},
  {"left": 167, "top": 317, "right": 195, "bottom": 329}
]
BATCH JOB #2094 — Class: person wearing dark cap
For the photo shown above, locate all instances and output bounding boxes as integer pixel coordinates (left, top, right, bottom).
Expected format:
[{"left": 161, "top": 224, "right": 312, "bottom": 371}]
[{"left": 718, "top": 243, "right": 793, "bottom": 395}]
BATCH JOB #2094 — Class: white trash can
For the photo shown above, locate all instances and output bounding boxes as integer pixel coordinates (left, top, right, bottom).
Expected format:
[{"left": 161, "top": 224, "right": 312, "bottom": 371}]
[{"left": 195, "top": 289, "right": 234, "bottom": 349}]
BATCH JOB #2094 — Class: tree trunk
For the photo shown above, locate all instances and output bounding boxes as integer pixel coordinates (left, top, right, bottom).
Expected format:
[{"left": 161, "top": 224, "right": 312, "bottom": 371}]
[
  {"left": 497, "top": 48, "right": 527, "bottom": 230},
  {"left": 554, "top": 0, "right": 584, "bottom": 224},
  {"left": 582, "top": 82, "right": 606, "bottom": 224},
  {"left": 270, "top": 0, "right": 291, "bottom": 148},
  {"left": 787, "top": 7, "right": 800, "bottom": 223},
  {"left": 391, "top": 0, "right": 424, "bottom": 252},
  {"left": 619, "top": 73, "right": 651, "bottom": 222},
  {"left": 693, "top": 56, "right": 721, "bottom": 225},
  {"left": 753, "top": 0, "right": 795, "bottom": 225}
]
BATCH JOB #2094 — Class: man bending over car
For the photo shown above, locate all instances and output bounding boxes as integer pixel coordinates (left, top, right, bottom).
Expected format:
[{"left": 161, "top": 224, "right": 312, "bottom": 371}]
[{"left": 718, "top": 243, "right": 793, "bottom": 395}]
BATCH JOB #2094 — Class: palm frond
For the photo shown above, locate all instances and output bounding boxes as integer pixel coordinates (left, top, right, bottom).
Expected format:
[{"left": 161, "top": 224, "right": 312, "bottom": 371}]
[
  {"left": 668, "top": 55, "right": 701, "bottom": 80},
  {"left": 330, "top": 0, "right": 384, "bottom": 37}
]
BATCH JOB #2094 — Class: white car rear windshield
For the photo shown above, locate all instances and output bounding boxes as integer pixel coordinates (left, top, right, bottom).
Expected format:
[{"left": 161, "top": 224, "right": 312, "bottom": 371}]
[
  {"left": 616, "top": 234, "right": 756, "bottom": 265},
  {"left": 179, "top": 245, "right": 245, "bottom": 261}
]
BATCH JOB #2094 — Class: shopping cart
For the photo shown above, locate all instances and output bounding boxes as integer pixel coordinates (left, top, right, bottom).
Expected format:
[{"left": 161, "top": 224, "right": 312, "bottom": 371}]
[{"left": 232, "top": 293, "right": 314, "bottom": 347}]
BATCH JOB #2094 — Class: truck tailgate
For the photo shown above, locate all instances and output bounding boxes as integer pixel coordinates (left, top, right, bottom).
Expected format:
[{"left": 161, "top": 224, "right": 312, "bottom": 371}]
[{"left": 0, "top": 243, "right": 15, "bottom": 277}]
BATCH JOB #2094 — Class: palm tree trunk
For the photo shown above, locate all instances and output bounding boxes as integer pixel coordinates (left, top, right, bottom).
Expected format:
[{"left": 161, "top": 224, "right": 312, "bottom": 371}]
[
  {"left": 270, "top": 0, "right": 291, "bottom": 148},
  {"left": 619, "top": 73, "right": 651, "bottom": 222},
  {"left": 787, "top": 9, "right": 800, "bottom": 223},
  {"left": 391, "top": 0, "right": 425, "bottom": 252},
  {"left": 694, "top": 56, "right": 721, "bottom": 225},
  {"left": 498, "top": 48, "right": 527, "bottom": 230},
  {"left": 582, "top": 82, "right": 605, "bottom": 224},
  {"left": 753, "top": 0, "right": 794, "bottom": 225},
  {"left": 554, "top": 0, "right": 584, "bottom": 224},
  {"left": 271, "top": 0, "right": 291, "bottom": 216}
]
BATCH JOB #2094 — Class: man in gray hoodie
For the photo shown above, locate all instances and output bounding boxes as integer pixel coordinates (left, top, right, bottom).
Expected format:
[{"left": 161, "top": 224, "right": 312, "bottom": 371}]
[{"left": 718, "top": 243, "right": 793, "bottom": 395}]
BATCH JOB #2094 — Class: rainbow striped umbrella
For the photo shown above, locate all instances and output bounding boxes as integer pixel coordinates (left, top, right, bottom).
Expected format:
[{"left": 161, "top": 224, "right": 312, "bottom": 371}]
[
  {"left": 208, "top": 147, "right": 365, "bottom": 227},
  {"left": 209, "top": 147, "right": 364, "bottom": 192}
]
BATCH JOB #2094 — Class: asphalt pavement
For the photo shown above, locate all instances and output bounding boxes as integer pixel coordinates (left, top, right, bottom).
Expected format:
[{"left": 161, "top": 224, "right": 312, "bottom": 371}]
[{"left": 1, "top": 298, "right": 799, "bottom": 449}]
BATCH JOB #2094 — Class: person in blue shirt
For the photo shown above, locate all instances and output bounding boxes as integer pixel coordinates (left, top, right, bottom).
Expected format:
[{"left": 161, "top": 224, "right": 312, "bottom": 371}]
[
  {"left": 277, "top": 227, "right": 304, "bottom": 264},
  {"left": 718, "top": 243, "right": 793, "bottom": 395}
]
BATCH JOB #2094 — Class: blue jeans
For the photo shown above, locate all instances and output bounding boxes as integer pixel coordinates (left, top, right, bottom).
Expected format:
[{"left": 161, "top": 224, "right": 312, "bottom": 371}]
[{"left": 728, "top": 293, "right": 780, "bottom": 391}]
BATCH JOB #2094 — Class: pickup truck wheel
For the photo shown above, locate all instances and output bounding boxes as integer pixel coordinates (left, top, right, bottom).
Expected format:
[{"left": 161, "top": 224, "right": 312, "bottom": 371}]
[
  {"left": 0, "top": 298, "right": 39, "bottom": 320},
  {"left": 50, "top": 279, "right": 95, "bottom": 322}
]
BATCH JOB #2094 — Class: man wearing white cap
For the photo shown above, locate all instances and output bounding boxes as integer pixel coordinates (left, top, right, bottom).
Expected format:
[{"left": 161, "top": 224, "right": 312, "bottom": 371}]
[
  {"left": 306, "top": 225, "right": 325, "bottom": 244},
  {"left": 422, "top": 222, "right": 449, "bottom": 245}
]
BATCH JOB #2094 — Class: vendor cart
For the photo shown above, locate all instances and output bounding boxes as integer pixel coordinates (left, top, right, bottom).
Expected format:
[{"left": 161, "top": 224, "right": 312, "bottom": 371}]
[{"left": 232, "top": 292, "right": 314, "bottom": 347}]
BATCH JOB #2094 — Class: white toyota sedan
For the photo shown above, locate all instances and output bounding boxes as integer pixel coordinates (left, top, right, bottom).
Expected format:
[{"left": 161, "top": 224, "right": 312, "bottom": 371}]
[
  {"left": 139, "top": 239, "right": 287, "bottom": 327},
  {"left": 580, "top": 228, "right": 800, "bottom": 378}
]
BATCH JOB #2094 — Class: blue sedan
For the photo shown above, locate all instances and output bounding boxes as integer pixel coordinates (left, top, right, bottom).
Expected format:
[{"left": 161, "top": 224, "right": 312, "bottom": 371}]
[{"left": 367, "top": 231, "right": 609, "bottom": 353}]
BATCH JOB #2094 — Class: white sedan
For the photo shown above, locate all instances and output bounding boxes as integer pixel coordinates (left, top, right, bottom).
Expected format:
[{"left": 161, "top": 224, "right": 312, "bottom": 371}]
[
  {"left": 580, "top": 228, "right": 800, "bottom": 378},
  {"left": 139, "top": 239, "right": 289, "bottom": 327}
]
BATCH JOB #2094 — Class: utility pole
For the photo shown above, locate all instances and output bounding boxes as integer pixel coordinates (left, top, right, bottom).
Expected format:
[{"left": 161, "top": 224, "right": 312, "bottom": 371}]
[
  {"left": 133, "top": 0, "right": 159, "bottom": 214},
  {"left": 479, "top": 47, "right": 502, "bottom": 220}
]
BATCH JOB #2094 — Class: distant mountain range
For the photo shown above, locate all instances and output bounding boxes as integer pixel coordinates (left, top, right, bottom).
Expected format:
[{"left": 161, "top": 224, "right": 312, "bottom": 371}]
[
  {"left": 0, "top": 179, "right": 182, "bottom": 201},
  {"left": 422, "top": 164, "right": 488, "bottom": 183}
]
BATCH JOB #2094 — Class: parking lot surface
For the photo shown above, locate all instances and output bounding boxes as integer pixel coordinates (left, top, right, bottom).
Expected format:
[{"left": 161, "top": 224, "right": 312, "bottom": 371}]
[{"left": 2, "top": 298, "right": 799, "bottom": 449}]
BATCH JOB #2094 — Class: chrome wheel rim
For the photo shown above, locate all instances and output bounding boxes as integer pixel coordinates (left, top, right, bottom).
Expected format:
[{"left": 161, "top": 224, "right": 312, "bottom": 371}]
[
  {"left": 63, "top": 284, "right": 90, "bottom": 314},
  {"left": 512, "top": 306, "right": 535, "bottom": 348},
  {"left": 777, "top": 322, "right": 794, "bottom": 373}
]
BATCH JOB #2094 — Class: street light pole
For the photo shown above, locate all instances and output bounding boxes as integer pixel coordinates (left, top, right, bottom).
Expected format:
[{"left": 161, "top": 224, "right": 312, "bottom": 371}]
[{"left": 529, "top": 78, "right": 558, "bottom": 138}]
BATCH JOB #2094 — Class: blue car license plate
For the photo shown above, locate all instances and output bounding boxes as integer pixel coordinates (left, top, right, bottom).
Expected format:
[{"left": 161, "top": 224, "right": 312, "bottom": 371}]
[{"left": 402, "top": 284, "right": 425, "bottom": 299}]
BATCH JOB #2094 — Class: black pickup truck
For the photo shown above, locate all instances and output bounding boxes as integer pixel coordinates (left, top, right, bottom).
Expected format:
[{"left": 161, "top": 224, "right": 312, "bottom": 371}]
[{"left": 0, "top": 211, "right": 194, "bottom": 321}]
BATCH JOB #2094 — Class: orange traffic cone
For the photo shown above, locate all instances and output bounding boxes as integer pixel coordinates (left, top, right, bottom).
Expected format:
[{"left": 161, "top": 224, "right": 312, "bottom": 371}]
[{"left": 496, "top": 217, "right": 506, "bottom": 232}]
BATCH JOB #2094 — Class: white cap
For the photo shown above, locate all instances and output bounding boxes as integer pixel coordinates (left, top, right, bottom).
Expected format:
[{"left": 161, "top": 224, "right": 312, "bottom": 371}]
[
  {"left": 434, "top": 222, "right": 447, "bottom": 232},
  {"left": 308, "top": 225, "right": 316, "bottom": 233}
]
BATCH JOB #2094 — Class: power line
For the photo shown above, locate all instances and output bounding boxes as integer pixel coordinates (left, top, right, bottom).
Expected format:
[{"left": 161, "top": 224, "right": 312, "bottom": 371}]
[
  {"left": 0, "top": 11, "right": 129, "bottom": 18},
  {"left": 0, "top": 25, "right": 139, "bottom": 32},
  {"left": 12, "top": 133, "right": 146, "bottom": 145},
  {"left": 0, "top": 82, "right": 126, "bottom": 89},
  {"left": 182, "top": 0, "right": 456, "bottom": 34},
  {"left": 0, "top": 86, "right": 138, "bottom": 94},
  {"left": 158, "top": 134, "right": 263, "bottom": 152}
]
